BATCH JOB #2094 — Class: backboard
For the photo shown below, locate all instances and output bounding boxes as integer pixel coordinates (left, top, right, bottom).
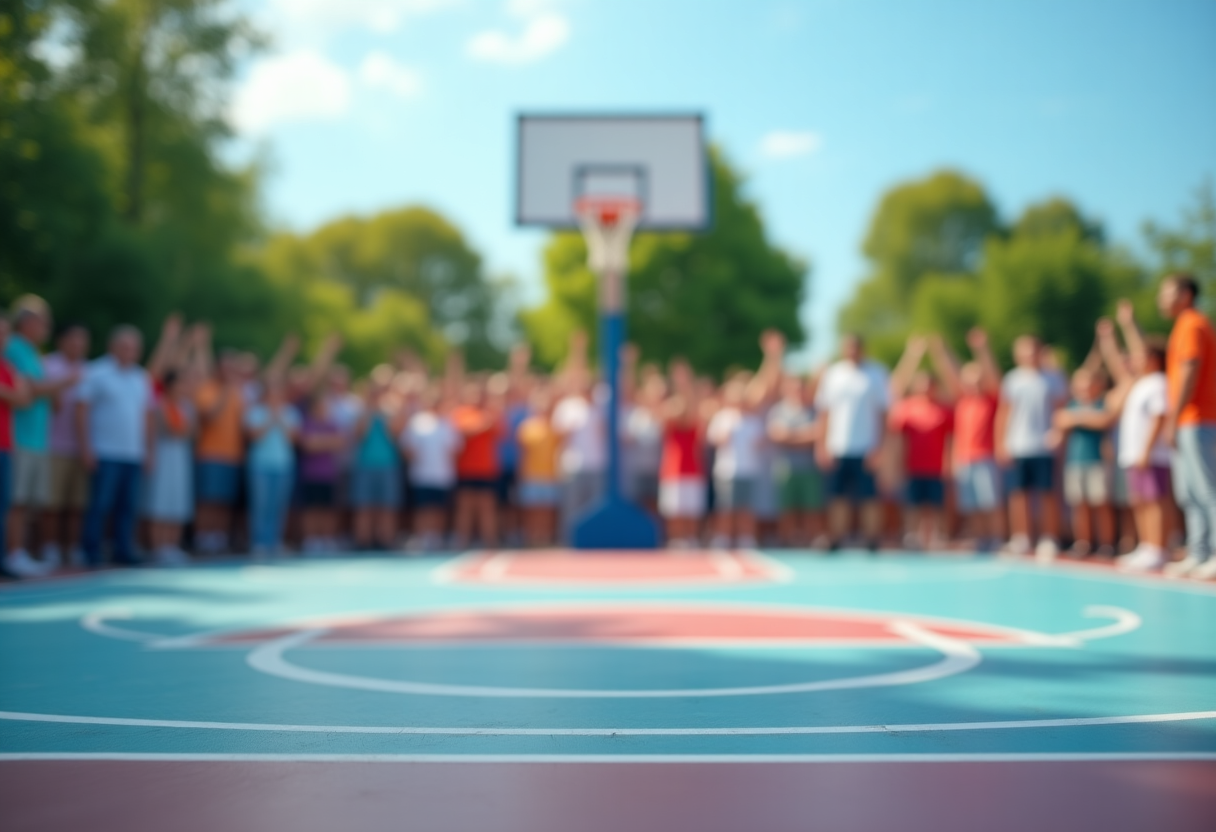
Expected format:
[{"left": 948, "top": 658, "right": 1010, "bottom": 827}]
[{"left": 515, "top": 114, "right": 710, "bottom": 231}]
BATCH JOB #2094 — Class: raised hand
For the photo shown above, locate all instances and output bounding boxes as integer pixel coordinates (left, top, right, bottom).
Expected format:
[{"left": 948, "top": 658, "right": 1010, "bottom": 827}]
[
  {"left": 1116, "top": 300, "right": 1136, "bottom": 328},
  {"left": 965, "top": 327, "right": 989, "bottom": 352}
]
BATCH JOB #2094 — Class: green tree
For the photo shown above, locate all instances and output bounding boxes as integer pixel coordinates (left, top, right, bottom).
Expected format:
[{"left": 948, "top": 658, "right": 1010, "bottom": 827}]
[
  {"left": 837, "top": 170, "right": 1000, "bottom": 363},
  {"left": 974, "top": 202, "right": 1144, "bottom": 367},
  {"left": 258, "top": 206, "right": 500, "bottom": 372},
  {"left": 1143, "top": 180, "right": 1216, "bottom": 317},
  {"left": 522, "top": 148, "right": 808, "bottom": 376}
]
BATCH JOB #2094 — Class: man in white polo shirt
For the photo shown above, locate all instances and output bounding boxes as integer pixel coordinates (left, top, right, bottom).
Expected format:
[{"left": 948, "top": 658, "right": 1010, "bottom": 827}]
[
  {"left": 814, "top": 333, "right": 890, "bottom": 550},
  {"left": 76, "top": 326, "right": 153, "bottom": 568}
]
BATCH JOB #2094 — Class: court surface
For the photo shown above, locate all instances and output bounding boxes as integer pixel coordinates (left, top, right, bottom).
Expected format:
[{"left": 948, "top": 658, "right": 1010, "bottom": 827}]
[{"left": 1, "top": 549, "right": 1214, "bottom": 831}]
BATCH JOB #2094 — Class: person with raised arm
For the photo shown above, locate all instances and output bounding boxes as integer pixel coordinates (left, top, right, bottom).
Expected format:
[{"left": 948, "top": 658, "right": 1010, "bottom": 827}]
[
  {"left": 888, "top": 335, "right": 954, "bottom": 550},
  {"left": 926, "top": 329, "right": 1003, "bottom": 551},
  {"left": 349, "top": 365, "right": 403, "bottom": 551},
  {"left": 551, "top": 331, "right": 606, "bottom": 542},
  {"left": 657, "top": 357, "right": 707, "bottom": 548},
  {"left": 1157, "top": 275, "right": 1216, "bottom": 579},
  {"left": 1103, "top": 302, "right": 1174, "bottom": 573}
]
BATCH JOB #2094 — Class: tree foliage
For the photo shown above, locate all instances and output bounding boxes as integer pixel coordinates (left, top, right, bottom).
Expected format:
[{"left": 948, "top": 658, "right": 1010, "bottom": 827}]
[
  {"left": 0, "top": 0, "right": 502, "bottom": 373},
  {"left": 1143, "top": 180, "right": 1216, "bottom": 317},
  {"left": 522, "top": 149, "right": 808, "bottom": 376},
  {"left": 258, "top": 207, "right": 501, "bottom": 371},
  {"left": 837, "top": 170, "right": 1165, "bottom": 368}
]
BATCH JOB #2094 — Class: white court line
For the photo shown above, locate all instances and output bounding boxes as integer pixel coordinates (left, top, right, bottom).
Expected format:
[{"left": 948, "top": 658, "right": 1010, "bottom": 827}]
[
  {"left": 80, "top": 610, "right": 156, "bottom": 642},
  {"left": 709, "top": 551, "right": 745, "bottom": 579},
  {"left": 477, "top": 552, "right": 515, "bottom": 581},
  {"left": 245, "top": 622, "right": 981, "bottom": 698},
  {"left": 2, "top": 752, "right": 1214, "bottom": 763},
  {"left": 1, "top": 709, "right": 1214, "bottom": 736}
]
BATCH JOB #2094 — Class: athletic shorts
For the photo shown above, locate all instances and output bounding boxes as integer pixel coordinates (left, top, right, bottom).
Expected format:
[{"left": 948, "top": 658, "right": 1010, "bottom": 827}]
[
  {"left": 955, "top": 459, "right": 1001, "bottom": 513},
  {"left": 348, "top": 467, "right": 402, "bottom": 509},
  {"left": 412, "top": 486, "right": 453, "bottom": 509},
  {"left": 48, "top": 454, "right": 89, "bottom": 510},
  {"left": 1063, "top": 462, "right": 1110, "bottom": 507},
  {"left": 495, "top": 469, "right": 517, "bottom": 507},
  {"left": 299, "top": 481, "right": 336, "bottom": 508},
  {"left": 196, "top": 460, "right": 241, "bottom": 505},
  {"left": 457, "top": 478, "right": 497, "bottom": 492},
  {"left": 1126, "top": 466, "right": 1171, "bottom": 504},
  {"left": 906, "top": 476, "right": 945, "bottom": 507},
  {"left": 1010, "top": 456, "right": 1054, "bottom": 493},
  {"left": 518, "top": 480, "right": 559, "bottom": 508},
  {"left": 11, "top": 449, "right": 52, "bottom": 508},
  {"left": 659, "top": 476, "right": 707, "bottom": 519},
  {"left": 827, "top": 457, "right": 876, "bottom": 502},
  {"left": 627, "top": 472, "right": 660, "bottom": 505},
  {"left": 777, "top": 465, "right": 823, "bottom": 512},
  {"left": 713, "top": 476, "right": 755, "bottom": 513}
]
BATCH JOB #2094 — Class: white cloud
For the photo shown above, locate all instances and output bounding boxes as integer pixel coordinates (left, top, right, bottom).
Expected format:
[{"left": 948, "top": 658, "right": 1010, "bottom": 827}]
[
  {"left": 230, "top": 51, "right": 351, "bottom": 134},
  {"left": 267, "top": 0, "right": 456, "bottom": 35},
  {"left": 466, "top": 12, "right": 569, "bottom": 65},
  {"left": 359, "top": 51, "right": 423, "bottom": 98},
  {"left": 760, "top": 130, "right": 823, "bottom": 160}
]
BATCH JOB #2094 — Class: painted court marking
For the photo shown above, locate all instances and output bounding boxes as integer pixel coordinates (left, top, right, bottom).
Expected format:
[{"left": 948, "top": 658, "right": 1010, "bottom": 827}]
[
  {"left": 4, "top": 752, "right": 1216, "bottom": 763},
  {"left": 243, "top": 620, "right": 979, "bottom": 698},
  {"left": 2, "top": 708, "right": 1214, "bottom": 737},
  {"left": 431, "top": 549, "right": 795, "bottom": 587}
]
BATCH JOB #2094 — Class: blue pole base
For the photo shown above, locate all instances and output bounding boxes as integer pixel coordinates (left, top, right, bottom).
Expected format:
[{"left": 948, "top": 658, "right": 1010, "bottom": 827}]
[{"left": 571, "top": 498, "right": 661, "bottom": 550}]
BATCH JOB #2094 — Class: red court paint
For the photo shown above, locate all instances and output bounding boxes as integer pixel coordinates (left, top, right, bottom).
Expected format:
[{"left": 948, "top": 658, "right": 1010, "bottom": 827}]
[
  {"left": 211, "top": 605, "right": 1030, "bottom": 646},
  {"left": 3, "top": 759, "right": 1212, "bottom": 832},
  {"left": 442, "top": 550, "right": 782, "bottom": 585}
]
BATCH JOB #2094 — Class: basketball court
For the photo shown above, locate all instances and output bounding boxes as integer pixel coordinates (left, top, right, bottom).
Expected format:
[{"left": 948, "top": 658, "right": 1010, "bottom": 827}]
[{"left": 1, "top": 549, "right": 1214, "bottom": 831}]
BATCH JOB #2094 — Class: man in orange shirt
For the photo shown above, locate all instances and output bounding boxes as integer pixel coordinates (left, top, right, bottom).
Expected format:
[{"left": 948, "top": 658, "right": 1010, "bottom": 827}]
[{"left": 1158, "top": 274, "right": 1216, "bottom": 579}]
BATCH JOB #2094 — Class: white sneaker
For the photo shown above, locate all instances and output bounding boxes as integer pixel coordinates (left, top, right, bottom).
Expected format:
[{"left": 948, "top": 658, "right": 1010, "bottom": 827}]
[
  {"left": 1163, "top": 556, "right": 1201, "bottom": 578},
  {"left": 736, "top": 535, "right": 758, "bottom": 549},
  {"left": 1035, "top": 538, "right": 1060, "bottom": 564},
  {"left": 1191, "top": 558, "right": 1216, "bottom": 581},
  {"left": 1001, "top": 535, "right": 1032, "bottom": 558},
  {"left": 709, "top": 534, "right": 730, "bottom": 550},
  {"left": 902, "top": 532, "right": 923, "bottom": 551},
  {"left": 5, "top": 549, "right": 46, "bottom": 578},
  {"left": 1118, "top": 545, "right": 1166, "bottom": 573}
]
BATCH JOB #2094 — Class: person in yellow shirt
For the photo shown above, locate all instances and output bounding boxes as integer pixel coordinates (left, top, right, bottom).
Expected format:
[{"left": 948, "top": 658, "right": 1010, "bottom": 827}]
[{"left": 516, "top": 386, "right": 560, "bottom": 547}]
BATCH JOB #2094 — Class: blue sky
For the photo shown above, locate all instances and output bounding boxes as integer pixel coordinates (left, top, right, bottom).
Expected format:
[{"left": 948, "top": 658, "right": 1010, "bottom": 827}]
[{"left": 227, "top": 0, "right": 1216, "bottom": 362}]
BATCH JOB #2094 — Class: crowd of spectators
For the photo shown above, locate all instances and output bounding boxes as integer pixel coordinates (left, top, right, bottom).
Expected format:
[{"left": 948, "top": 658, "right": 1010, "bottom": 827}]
[{"left": 1, "top": 273, "right": 1213, "bottom": 582}]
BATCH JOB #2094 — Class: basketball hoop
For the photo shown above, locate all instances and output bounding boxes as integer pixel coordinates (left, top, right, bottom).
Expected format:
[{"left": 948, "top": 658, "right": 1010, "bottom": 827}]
[{"left": 575, "top": 196, "right": 641, "bottom": 278}]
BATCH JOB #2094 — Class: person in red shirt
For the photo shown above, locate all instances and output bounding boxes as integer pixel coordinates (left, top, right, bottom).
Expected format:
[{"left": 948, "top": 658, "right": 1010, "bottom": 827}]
[
  {"left": 657, "top": 359, "right": 706, "bottom": 548},
  {"left": 450, "top": 378, "right": 502, "bottom": 548},
  {"left": 0, "top": 318, "right": 32, "bottom": 578},
  {"left": 889, "top": 336, "right": 954, "bottom": 549},
  {"left": 925, "top": 330, "right": 1003, "bottom": 550}
]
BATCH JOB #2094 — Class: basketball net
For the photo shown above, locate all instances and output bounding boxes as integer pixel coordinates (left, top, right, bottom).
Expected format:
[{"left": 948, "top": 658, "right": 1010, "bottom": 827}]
[{"left": 575, "top": 197, "right": 640, "bottom": 277}]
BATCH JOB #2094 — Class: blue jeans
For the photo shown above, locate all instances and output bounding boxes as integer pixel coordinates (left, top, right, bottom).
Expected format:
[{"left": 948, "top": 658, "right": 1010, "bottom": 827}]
[
  {"left": 82, "top": 460, "right": 143, "bottom": 567},
  {"left": 249, "top": 467, "right": 293, "bottom": 550},
  {"left": 0, "top": 451, "right": 10, "bottom": 551},
  {"left": 1172, "top": 424, "right": 1216, "bottom": 562}
]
